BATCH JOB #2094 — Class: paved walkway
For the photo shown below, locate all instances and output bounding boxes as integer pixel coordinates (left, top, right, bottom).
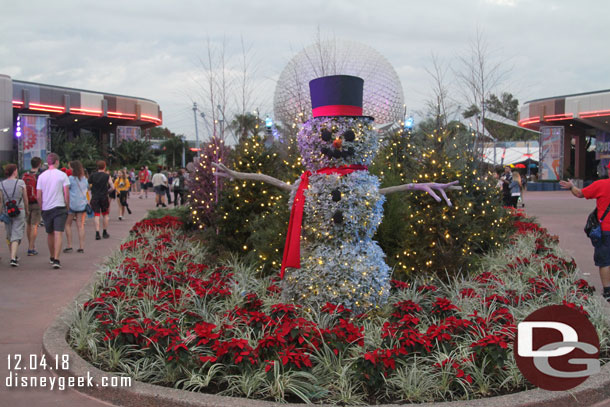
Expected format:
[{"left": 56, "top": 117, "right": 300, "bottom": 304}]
[
  {"left": 0, "top": 190, "right": 607, "bottom": 406},
  {"left": 524, "top": 191, "right": 603, "bottom": 291},
  {"left": 0, "top": 193, "right": 157, "bottom": 406}
]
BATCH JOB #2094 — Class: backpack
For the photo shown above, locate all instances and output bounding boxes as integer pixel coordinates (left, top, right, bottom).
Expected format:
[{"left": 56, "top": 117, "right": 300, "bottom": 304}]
[
  {"left": 585, "top": 203, "right": 610, "bottom": 247},
  {"left": 22, "top": 172, "right": 38, "bottom": 204},
  {"left": 1, "top": 180, "right": 22, "bottom": 218}
]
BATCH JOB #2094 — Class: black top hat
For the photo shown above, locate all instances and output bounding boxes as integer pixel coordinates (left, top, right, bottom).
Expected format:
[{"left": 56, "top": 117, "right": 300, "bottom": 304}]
[{"left": 309, "top": 75, "right": 370, "bottom": 119}]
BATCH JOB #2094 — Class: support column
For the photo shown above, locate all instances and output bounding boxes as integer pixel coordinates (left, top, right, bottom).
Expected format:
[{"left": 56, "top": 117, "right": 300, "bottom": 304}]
[
  {"left": 563, "top": 129, "right": 572, "bottom": 178},
  {"left": 574, "top": 133, "right": 587, "bottom": 180},
  {"left": 0, "top": 74, "right": 13, "bottom": 162},
  {"left": 101, "top": 130, "right": 109, "bottom": 157}
]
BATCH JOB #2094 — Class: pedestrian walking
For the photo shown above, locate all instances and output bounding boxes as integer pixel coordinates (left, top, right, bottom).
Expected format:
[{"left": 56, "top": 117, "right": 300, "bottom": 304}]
[
  {"left": 108, "top": 169, "right": 116, "bottom": 218},
  {"left": 23, "top": 156, "right": 42, "bottom": 256},
  {"left": 500, "top": 166, "right": 513, "bottom": 207},
  {"left": 152, "top": 167, "right": 168, "bottom": 208},
  {"left": 114, "top": 170, "right": 132, "bottom": 220},
  {"left": 560, "top": 172, "right": 610, "bottom": 303},
  {"left": 508, "top": 171, "right": 522, "bottom": 208},
  {"left": 164, "top": 167, "right": 173, "bottom": 205},
  {"left": 173, "top": 169, "right": 186, "bottom": 206},
  {"left": 138, "top": 166, "right": 150, "bottom": 199},
  {"left": 89, "top": 160, "right": 114, "bottom": 240},
  {"left": 0, "top": 164, "right": 29, "bottom": 267},
  {"left": 36, "top": 153, "right": 70, "bottom": 269},
  {"left": 65, "top": 160, "right": 88, "bottom": 254}
]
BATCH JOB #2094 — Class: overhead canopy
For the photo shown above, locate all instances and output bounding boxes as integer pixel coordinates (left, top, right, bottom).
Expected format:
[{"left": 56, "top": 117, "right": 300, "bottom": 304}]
[{"left": 482, "top": 143, "right": 539, "bottom": 166}]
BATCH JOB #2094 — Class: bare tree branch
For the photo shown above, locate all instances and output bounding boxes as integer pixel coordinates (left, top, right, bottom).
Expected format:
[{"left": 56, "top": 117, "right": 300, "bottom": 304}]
[{"left": 212, "top": 162, "right": 295, "bottom": 191}]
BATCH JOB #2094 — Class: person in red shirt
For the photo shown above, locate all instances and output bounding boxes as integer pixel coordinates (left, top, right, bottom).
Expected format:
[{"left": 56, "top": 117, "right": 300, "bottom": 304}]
[
  {"left": 560, "top": 169, "right": 610, "bottom": 302},
  {"left": 138, "top": 166, "right": 150, "bottom": 199}
]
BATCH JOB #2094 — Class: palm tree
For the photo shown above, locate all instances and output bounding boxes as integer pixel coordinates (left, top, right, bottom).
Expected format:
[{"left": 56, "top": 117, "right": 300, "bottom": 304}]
[
  {"left": 230, "top": 113, "right": 261, "bottom": 142},
  {"left": 161, "top": 136, "right": 185, "bottom": 168},
  {"left": 112, "top": 140, "right": 156, "bottom": 167}
]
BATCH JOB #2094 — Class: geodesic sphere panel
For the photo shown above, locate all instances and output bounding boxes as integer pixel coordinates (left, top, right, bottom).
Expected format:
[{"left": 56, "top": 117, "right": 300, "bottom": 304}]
[{"left": 274, "top": 40, "right": 404, "bottom": 127}]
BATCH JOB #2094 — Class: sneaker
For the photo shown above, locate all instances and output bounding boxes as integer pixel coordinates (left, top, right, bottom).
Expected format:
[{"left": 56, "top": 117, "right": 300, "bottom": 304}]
[
  {"left": 96, "top": 232, "right": 101, "bottom": 240},
  {"left": 77, "top": 248, "right": 84, "bottom": 253},
  {"left": 127, "top": 208, "right": 132, "bottom": 215},
  {"left": 52, "top": 259, "right": 61, "bottom": 269},
  {"left": 49, "top": 257, "right": 55, "bottom": 264},
  {"left": 118, "top": 216, "right": 123, "bottom": 221},
  {"left": 63, "top": 247, "right": 73, "bottom": 253},
  {"left": 27, "top": 249, "right": 38, "bottom": 256},
  {"left": 10, "top": 259, "right": 18, "bottom": 267},
  {"left": 103, "top": 231, "right": 110, "bottom": 239}
]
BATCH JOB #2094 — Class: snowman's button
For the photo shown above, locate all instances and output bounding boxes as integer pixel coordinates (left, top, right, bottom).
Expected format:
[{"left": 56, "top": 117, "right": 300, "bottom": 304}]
[
  {"left": 343, "top": 130, "right": 355, "bottom": 142},
  {"left": 331, "top": 189, "right": 341, "bottom": 202},
  {"left": 321, "top": 129, "right": 332, "bottom": 142},
  {"left": 332, "top": 210, "right": 344, "bottom": 224}
]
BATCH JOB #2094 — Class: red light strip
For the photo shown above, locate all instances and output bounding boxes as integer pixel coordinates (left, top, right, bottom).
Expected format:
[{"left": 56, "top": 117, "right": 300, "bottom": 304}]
[
  {"left": 579, "top": 109, "right": 610, "bottom": 119},
  {"left": 518, "top": 116, "right": 540, "bottom": 127},
  {"left": 141, "top": 114, "right": 162, "bottom": 124},
  {"left": 71, "top": 107, "right": 103, "bottom": 115},
  {"left": 13, "top": 101, "right": 161, "bottom": 124},
  {"left": 107, "top": 111, "right": 137, "bottom": 119},
  {"left": 543, "top": 113, "right": 573, "bottom": 121},
  {"left": 29, "top": 103, "right": 65, "bottom": 113}
]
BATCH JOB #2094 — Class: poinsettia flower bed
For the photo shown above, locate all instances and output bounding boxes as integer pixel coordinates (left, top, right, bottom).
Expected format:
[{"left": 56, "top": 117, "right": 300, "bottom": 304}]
[{"left": 69, "top": 213, "right": 610, "bottom": 404}]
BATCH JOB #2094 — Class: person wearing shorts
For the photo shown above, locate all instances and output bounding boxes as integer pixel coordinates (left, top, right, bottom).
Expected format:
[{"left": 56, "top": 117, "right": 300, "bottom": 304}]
[
  {"left": 23, "top": 156, "right": 42, "bottom": 256},
  {"left": 1, "top": 164, "right": 29, "bottom": 267},
  {"left": 152, "top": 167, "right": 168, "bottom": 208},
  {"left": 561, "top": 170, "right": 610, "bottom": 303},
  {"left": 36, "top": 152, "right": 70, "bottom": 269},
  {"left": 138, "top": 166, "right": 150, "bottom": 199},
  {"left": 89, "top": 160, "right": 114, "bottom": 241}
]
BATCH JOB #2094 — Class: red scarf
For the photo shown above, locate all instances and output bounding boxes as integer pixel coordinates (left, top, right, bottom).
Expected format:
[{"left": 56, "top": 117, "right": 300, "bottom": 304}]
[{"left": 280, "top": 164, "right": 368, "bottom": 278}]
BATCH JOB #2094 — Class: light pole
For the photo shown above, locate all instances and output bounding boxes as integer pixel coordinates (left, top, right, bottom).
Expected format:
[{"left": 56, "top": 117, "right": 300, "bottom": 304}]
[
  {"left": 181, "top": 135, "right": 186, "bottom": 168},
  {"left": 192, "top": 102, "right": 200, "bottom": 151}
]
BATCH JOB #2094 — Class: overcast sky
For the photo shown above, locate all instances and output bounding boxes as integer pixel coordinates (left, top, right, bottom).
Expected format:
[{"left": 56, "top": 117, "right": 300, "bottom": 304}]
[{"left": 1, "top": 0, "right": 609, "bottom": 140}]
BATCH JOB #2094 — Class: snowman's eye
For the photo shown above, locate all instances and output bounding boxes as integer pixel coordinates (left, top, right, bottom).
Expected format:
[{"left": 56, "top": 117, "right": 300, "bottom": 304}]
[
  {"left": 343, "top": 130, "right": 355, "bottom": 142},
  {"left": 321, "top": 129, "right": 332, "bottom": 142}
]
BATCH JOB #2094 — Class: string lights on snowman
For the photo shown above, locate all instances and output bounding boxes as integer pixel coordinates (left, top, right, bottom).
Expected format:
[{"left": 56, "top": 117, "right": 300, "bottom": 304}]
[{"left": 214, "top": 75, "right": 460, "bottom": 312}]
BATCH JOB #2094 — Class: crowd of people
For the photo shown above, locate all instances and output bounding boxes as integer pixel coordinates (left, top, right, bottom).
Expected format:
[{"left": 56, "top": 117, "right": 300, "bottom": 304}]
[
  {"left": 493, "top": 165, "right": 526, "bottom": 208},
  {"left": 0, "top": 154, "right": 189, "bottom": 269}
]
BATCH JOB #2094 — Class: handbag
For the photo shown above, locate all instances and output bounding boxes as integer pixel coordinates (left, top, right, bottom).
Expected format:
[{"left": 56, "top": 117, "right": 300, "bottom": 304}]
[
  {"left": 585, "top": 203, "right": 610, "bottom": 247},
  {"left": 1, "top": 180, "right": 22, "bottom": 218}
]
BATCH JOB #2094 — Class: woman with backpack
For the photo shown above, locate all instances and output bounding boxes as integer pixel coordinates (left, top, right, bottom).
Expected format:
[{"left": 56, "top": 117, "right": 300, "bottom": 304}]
[
  {"left": 0, "top": 164, "right": 29, "bottom": 267},
  {"left": 64, "top": 160, "right": 88, "bottom": 254}
]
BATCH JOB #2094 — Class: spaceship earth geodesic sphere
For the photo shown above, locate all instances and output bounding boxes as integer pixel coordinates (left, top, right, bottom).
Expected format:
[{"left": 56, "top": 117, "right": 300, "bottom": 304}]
[{"left": 274, "top": 40, "right": 405, "bottom": 126}]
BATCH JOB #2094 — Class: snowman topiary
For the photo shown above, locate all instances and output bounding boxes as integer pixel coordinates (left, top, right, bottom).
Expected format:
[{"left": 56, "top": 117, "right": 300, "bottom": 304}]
[{"left": 214, "top": 75, "right": 459, "bottom": 312}]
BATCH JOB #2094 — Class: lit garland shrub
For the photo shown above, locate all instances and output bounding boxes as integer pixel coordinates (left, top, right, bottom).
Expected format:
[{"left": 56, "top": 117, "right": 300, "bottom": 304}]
[
  {"left": 187, "top": 138, "right": 229, "bottom": 229},
  {"left": 212, "top": 134, "right": 302, "bottom": 270},
  {"left": 372, "top": 124, "right": 512, "bottom": 278}
]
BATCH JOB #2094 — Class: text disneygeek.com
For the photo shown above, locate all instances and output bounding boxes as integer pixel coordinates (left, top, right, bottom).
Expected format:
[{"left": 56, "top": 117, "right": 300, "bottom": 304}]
[{"left": 4, "top": 354, "right": 132, "bottom": 391}]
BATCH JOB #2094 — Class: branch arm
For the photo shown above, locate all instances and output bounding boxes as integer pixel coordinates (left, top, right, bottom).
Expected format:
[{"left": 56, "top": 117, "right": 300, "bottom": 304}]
[
  {"left": 212, "top": 162, "right": 295, "bottom": 191},
  {"left": 379, "top": 183, "right": 462, "bottom": 195}
]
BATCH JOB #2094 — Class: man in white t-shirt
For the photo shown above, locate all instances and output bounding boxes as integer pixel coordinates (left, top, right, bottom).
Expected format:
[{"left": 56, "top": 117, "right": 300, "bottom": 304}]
[
  {"left": 36, "top": 153, "right": 70, "bottom": 269},
  {"left": 151, "top": 167, "right": 168, "bottom": 208}
]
